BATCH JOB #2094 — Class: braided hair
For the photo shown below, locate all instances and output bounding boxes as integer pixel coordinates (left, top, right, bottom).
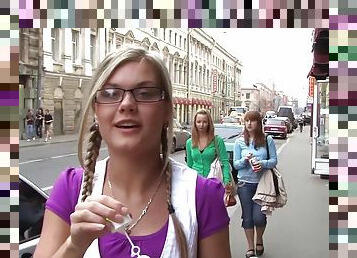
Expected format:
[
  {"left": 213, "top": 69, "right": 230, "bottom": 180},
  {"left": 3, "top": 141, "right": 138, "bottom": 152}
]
[
  {"left": 161, "top": 123, "right": 188, "bottom": 258},
  {"left": 81, "top": 122, "right": 102, "bottom": 202}
]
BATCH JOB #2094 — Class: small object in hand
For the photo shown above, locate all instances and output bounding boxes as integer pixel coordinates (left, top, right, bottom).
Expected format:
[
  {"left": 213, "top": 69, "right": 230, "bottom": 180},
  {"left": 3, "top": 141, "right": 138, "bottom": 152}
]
[
  {"left": 250, "top": 158, "right": 262, "bottom": 172},
  {"left": 249, "top": 157, "right": 258, "bottom": 169},
  {"left": 106, "top": 214, "right": 132, "bottom": 233}
]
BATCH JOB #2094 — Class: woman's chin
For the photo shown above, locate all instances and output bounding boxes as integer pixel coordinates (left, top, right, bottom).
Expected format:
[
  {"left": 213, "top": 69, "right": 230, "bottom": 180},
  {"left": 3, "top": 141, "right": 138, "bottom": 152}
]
[{"left": 109, "top": 141, "right": 141, "bottom": 153}]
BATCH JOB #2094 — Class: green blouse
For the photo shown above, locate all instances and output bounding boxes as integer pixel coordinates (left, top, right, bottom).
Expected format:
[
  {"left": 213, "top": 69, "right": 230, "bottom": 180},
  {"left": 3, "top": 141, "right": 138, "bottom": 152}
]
[{"left": 185, "top": 135, "right": 231, "bottom": 185}]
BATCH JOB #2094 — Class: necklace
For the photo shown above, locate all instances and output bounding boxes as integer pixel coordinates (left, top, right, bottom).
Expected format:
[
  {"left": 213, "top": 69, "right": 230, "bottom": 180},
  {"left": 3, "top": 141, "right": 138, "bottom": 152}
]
[{"left": 107, "top": 173, "right": 163, "bottom": 235}]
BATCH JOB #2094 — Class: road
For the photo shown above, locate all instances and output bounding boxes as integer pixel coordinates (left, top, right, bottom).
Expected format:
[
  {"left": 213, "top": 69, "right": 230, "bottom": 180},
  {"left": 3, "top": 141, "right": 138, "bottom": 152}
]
[
  {"left": 20, "top": 127, "right": 328, "bottom": 257},
  {"left": 19, "top": 135, "right": 286, "bottom": 194}
]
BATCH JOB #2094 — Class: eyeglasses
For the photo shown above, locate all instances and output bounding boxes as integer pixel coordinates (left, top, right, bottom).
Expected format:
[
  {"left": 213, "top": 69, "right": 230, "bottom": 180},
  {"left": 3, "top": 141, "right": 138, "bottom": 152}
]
[{"left": 95, "top": 87, "right": 166, "bottom": 104}]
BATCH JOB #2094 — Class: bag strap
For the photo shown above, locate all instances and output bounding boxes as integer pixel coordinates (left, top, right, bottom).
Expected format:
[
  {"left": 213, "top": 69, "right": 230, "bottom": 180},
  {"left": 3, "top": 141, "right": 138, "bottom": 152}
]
[
  {"left": 266, "top": 135, "right": 280, "bottom": 196},
  {"left": 266, "top": 134, "right": 270, "bottom": 159},
  {"left": 213, "top": 135, "right": 220, "bottom": 162}
]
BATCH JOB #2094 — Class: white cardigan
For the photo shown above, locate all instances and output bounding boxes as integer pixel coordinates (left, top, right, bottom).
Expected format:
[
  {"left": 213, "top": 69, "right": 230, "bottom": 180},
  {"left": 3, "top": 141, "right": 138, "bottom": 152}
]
[{"left": 80, "top": 157, "right": 199, "bottom": 258}]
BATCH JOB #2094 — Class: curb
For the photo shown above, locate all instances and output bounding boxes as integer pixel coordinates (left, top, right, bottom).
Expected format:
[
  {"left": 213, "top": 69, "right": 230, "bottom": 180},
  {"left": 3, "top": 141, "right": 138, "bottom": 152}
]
[{"left": 20, "top": 138, "right": 78, "bottom": 148}]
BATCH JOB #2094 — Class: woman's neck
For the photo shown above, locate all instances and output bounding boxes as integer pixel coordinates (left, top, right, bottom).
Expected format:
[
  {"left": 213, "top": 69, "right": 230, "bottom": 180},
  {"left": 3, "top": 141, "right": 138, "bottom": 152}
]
[
  {"left": 106, "top": 149, "right": 164, "bottom": 195},
  {"left": 198, "top": 132, "right": 208, "bottom": 139}
]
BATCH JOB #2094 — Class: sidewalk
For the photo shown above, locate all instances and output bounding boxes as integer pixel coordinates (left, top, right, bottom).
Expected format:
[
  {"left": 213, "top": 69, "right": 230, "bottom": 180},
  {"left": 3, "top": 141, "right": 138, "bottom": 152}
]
[{"left": 20, "top": 134, "right": 79, "bottom": 148}]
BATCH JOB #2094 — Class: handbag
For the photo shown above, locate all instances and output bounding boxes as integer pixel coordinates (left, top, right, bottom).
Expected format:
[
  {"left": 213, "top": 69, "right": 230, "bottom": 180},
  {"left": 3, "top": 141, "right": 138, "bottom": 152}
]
[
  {"left": 265, "top": 135, "right": 287, "bottom": 207},
  {"left": 208, "top": 136, "right": 237, "bottom": 207}
]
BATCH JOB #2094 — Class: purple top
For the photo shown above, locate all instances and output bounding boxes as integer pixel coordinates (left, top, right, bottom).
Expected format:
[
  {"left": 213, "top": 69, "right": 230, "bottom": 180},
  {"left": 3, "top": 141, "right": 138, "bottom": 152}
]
[{"left": 46, "top": 167, "right": 230, "bottom": 257}]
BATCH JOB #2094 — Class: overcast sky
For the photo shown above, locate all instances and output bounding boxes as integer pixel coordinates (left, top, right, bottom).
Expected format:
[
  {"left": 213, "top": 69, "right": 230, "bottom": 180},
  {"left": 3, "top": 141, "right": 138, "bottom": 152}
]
[{"left": 203, "top": 29, "right": 314, "bottom": 108}]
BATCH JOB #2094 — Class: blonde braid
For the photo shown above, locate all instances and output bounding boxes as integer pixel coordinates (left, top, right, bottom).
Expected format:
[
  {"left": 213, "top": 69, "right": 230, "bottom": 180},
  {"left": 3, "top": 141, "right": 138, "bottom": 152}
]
[
  {"left": 81, "top": 123, "right": 102, "bottom": 202},
  {"left": 162, "top": 126, "right": 188, "bottom": 258}
]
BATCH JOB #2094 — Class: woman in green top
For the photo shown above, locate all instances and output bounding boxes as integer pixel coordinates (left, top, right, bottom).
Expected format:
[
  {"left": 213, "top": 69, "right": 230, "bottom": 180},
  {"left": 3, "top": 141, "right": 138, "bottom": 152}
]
[{"left": 186, "top": 109, "right": 232, "bottom": 185}]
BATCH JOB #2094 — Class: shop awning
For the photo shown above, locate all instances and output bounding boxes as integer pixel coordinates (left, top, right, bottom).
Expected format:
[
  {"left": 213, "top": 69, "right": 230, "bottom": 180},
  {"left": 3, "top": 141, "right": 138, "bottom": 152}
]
[
  {"left": 308, "top": 64, "right": 329, "bottom": 80},
  {"left": 308, "top": 28, "right": 329, "bottom": 80}
]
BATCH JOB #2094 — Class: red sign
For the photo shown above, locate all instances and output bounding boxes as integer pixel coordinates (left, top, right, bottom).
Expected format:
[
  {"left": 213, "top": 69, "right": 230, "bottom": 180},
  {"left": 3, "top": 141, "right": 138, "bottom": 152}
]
[
  {"left": 309, "top": 76, "right": 315, "bottom": 97},
  {"left": 212, "top": 69, "right": 217, "bottom": 92}
]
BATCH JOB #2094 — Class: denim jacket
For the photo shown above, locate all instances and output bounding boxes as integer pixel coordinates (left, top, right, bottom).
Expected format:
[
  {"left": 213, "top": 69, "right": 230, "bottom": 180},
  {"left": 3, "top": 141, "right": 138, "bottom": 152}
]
[{"left": 233, "top": 135, "right": 277, "bottom": 183}]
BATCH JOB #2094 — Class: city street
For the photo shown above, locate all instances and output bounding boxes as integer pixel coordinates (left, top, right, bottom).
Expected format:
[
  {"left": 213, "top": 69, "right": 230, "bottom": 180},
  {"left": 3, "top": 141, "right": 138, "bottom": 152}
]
[{"left": 19, "top": 125, "right": 327, "bottom": 257}]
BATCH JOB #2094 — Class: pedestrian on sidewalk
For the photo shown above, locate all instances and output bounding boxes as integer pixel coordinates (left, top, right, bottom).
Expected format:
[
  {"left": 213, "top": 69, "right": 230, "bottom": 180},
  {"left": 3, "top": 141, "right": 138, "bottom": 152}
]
[
  {"left": 233, "top": 111, "right": 277, "bottom": 258},
  {"left": 35, "top": 46, "right": 231, "bottom": 258},
  {"left": 35, "top": 107, "right": 44, "bottom": 139},
  {"left": 299, "top": 118, "right": 304, "bottom": 133},
  {"left": 44, "top": 109, "right": 53, "bottom": 142},
  {"left": 186, "top": 109, "right": 234, "bottom": 206},
  {"left": 25, "top": 109, "right": 35, "bottom": 141}
]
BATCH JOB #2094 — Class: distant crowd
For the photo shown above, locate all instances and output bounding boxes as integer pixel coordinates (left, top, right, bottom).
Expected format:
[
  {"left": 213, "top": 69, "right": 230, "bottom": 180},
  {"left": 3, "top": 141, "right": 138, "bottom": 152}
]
[{"left": 25, "top": 108, "right": 53, "bottom": 142}]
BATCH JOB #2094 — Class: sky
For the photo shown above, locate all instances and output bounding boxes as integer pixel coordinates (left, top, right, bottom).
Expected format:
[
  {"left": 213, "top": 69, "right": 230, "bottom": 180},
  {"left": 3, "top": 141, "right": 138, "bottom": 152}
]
[{"left": 203, "top": 28, "right": 314, "bottom": 108}]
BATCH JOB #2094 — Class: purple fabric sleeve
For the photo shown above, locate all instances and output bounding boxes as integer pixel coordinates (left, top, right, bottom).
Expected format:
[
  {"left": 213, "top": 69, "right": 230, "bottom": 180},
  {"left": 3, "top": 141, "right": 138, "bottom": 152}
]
[
  {"left": 196, "top": 175, "right": 230, "bottom": 240},
  {"left": 45, "top": 167, "right": 83, "bottom": 224}
]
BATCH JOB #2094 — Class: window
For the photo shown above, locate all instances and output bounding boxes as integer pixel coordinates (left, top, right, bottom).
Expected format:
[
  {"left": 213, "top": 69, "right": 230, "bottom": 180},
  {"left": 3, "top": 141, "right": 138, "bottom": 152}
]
[
  {"left": 19, "top": 178, "right": 47, "bottom": 243},
  {"left": 169, "top": 30, "right": 172, "bottom": 43},
  {"left": 163, "top": 29, "right": 166, "bottom": 41},
  {"left": 90, "top": 34, "right": 96, "bottom": 67},
  {"left": 108, "top": 33, "right": 114, "bottom": 53},
  {"left": 175, "top": 33, "right": 177, "bottom": 46},
  {"left": 72, "top": 30, "right": 79, "bottom": 63},
  {"left": 51, "top": 29, "right": 59, "bottom": 61},
  {"left": 152, "top": 28, "right": 158, "bottom": 37},
  {"left": 179, "top": 35, "right": 182, "bottom": 48},
  {"left": 184, "top": 38, "right": 186, "bottom": 50},
  {"left": 246, "top": 93, "right": 250, "bottom": 99},
  {"left": 174, "top": 63, "right": 177, "bottom": 83}
]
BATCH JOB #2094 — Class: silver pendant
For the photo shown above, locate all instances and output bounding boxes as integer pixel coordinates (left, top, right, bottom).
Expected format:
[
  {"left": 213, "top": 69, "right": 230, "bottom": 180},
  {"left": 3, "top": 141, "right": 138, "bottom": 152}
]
[{"left": 125, "top": 231, "right": 151, "bottom": 258}]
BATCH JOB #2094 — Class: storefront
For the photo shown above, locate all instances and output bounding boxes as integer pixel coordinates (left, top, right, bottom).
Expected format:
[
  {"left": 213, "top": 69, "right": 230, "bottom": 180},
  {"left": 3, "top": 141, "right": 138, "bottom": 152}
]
[
  {"left": 308, "top": 29, "right": 329, "bottom": 177},
  {"left": 311, "top": 79, "right": 329, "bottom": 176}
]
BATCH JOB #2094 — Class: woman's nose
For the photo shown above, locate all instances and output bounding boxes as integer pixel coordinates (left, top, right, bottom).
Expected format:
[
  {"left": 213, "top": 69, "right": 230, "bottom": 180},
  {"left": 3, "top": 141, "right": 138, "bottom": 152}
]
[{"left": 118, "top": 91, "right": 136, "bottom": 112}]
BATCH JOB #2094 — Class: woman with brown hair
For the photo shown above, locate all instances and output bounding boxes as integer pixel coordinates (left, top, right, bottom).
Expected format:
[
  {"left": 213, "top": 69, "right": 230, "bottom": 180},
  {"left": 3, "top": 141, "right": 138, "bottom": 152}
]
[
  {"left": 233, "top": 111, "right": 277, "bottom": 258},
  {"left": 34, "top": 46, "right": 231, "bottom": 258},
  {"left": 186, "top": 109, "right": 233, "bottom": 195}
]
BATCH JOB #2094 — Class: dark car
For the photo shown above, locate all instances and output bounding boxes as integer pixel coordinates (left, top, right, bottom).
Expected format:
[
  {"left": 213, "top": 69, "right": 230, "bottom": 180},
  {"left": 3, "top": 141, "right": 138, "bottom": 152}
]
[
  {"left": 214, "top": 124, "right": 244, "bottom": 183},
  {"left": 264, "top": 118, "right": 288, "bottom": 139},
  {"left": 277, "top": 106, "right": 297, "bottom": 129},
  {"left": 19, "top": 175, "right": 48, "bottom": 257}
]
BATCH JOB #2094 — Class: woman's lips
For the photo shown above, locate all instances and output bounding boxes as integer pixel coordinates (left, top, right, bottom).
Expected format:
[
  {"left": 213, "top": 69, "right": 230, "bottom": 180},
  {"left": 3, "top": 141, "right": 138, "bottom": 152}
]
[{"left": 114, "top": 125, "right": 141, "bottom": 133}]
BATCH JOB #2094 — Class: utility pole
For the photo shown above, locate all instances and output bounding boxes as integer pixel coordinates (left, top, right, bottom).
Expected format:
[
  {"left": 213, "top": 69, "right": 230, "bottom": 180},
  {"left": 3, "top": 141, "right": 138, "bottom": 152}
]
[
  {"left": 186, "top": 28, "right": 192, "bottom": 124},
  {"left": 37, "top": 28, "right": 43, "bottom": 109}
]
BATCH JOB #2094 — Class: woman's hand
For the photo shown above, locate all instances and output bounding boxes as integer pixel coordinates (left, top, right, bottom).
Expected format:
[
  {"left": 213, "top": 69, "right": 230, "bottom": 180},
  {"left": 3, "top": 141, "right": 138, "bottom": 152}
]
[
  {"left": 69, "top": 195, "right": 130, "bottom": 253},
  {"left": 244, "top": 152, "right": 253, "bottom": 161}
]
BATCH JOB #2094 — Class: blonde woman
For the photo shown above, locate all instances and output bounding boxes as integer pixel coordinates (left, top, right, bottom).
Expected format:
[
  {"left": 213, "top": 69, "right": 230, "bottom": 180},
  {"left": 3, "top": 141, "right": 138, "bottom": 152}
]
[
  {"left": 34, "top": 47, "right": 231, "bottom": 258},
  {"left": 186, "top": 110, "right": 232, "bottom": 191}
]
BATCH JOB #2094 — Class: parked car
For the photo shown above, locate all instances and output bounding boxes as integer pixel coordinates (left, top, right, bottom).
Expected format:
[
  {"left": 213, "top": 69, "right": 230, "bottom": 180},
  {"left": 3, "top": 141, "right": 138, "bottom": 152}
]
[
  {"left": 214, "top": 123, "right": 244, "bottom": 183},
  {"left": 221, "top": 116, "right": 240, "bottom": 125},
  {"left": 275, "top": 117, "right": 293, "bottom": 133},
  {"left": 264, "top": 118, "right": 288, "bottom": 139},
  {"left": 263, "top": 110, "right": 276, "bottom": 124},
  {"left": 172, "top": 119, "right": 191, "bottom": 153},
  {"left": 19, "top": 174, "right": 48, "bottom": 257},
  {"left": 277, "top": 106, "right": 297, "bottom": 129}
]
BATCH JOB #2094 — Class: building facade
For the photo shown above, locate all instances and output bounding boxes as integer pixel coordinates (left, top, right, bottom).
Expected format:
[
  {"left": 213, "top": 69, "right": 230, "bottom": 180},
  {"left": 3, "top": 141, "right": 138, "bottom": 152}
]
[
  {"left": 253, "top": 82, "right": 274, "bottom": 113},
  {"left": 19, "top": 28, "right": 243, "bottom": 137},
  {"left": 240, "top": 86, "right": 260, "bottom": 112},
  {"left": 19, "top": 29, "right": 41, "bottom": 139}
]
